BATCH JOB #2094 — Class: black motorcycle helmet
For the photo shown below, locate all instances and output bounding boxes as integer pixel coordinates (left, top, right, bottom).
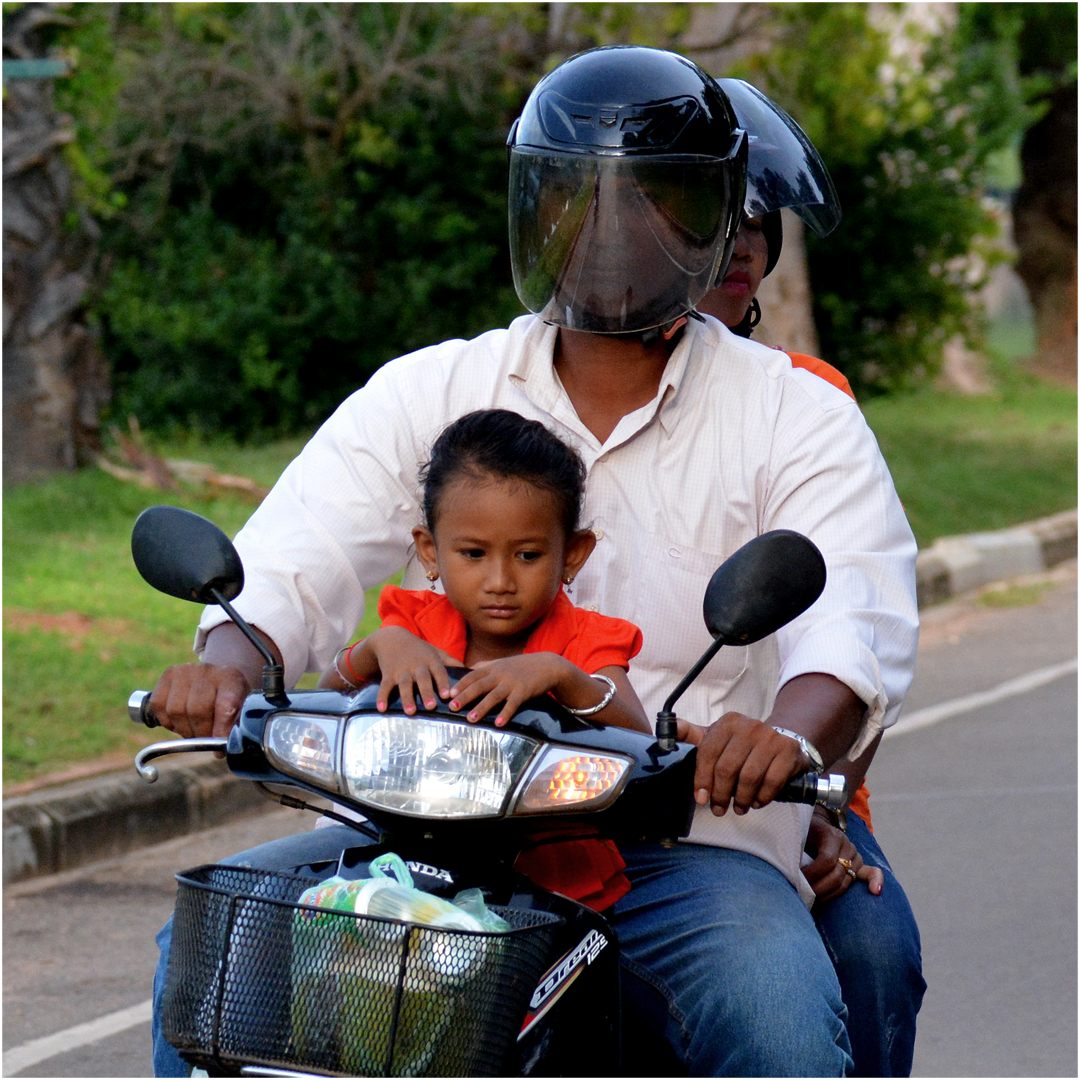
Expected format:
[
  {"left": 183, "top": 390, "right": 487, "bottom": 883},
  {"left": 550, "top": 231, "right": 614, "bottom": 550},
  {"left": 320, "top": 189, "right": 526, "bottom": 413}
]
[
  {"left": 718, "top": 79, "right": 841, "bottom": 279},
  {"left": 508, "top": 46, "right": 747, "bottom": 335}
]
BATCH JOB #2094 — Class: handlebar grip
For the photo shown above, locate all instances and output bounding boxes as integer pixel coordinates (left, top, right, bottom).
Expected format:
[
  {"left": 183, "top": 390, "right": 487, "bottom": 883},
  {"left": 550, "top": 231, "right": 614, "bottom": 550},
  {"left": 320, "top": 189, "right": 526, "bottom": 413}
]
[
  {"left": 128, "top": 690, "right": 159, "bottom": 728},
  {"left": 775, "top": 772, "right": 847, "bottom": 810}
]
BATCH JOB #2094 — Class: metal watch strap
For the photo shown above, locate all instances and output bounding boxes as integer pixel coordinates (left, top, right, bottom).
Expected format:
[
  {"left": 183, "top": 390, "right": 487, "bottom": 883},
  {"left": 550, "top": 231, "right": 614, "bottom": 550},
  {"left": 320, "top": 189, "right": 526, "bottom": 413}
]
[{"left": 770, "top": 726, "right": 824, "bottom": 772}]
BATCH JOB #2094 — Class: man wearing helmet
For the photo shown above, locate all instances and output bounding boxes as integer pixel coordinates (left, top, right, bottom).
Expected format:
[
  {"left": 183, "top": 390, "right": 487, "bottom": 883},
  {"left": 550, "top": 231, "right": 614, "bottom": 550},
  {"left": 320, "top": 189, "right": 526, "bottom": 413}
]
[{"left": 149, "top": 48, "right": 918, "bottom": 1076}]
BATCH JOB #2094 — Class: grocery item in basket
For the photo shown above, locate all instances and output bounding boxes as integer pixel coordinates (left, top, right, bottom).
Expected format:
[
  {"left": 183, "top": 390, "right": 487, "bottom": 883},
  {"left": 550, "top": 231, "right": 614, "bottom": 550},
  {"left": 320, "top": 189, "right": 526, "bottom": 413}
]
[{"left": 289, "top": 853, "right": 510, "bottom": 1074}]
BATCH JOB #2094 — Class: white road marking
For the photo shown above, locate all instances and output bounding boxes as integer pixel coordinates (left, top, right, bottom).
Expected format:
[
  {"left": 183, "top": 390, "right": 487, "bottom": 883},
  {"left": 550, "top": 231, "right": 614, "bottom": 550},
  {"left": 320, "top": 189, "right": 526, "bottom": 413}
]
[
  {"left": 885, "top": 657, "right": 1078, "bottom": 739},
  {"left": 3, "top": 999, "right": 152, "bottom": 1075}
]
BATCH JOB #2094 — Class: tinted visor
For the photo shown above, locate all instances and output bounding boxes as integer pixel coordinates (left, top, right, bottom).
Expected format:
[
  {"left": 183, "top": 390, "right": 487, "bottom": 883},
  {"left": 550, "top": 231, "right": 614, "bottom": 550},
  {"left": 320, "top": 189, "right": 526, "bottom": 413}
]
[
  {"left": 510, "top": 147, "right": 743, "bottom": 334},
  {"left": 719, "top": 79, "right": 840, "bottom": 237}
]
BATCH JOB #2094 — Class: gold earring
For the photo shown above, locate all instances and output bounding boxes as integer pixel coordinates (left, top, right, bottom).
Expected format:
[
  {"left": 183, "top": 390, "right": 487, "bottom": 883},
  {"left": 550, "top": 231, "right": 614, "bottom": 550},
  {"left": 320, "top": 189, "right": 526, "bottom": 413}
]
[
  {"left": 562, "top": 575, "right": 574, "bottom": 585},
  {"left": 426, "top": 569, "right": 438, "bottom": 591}
]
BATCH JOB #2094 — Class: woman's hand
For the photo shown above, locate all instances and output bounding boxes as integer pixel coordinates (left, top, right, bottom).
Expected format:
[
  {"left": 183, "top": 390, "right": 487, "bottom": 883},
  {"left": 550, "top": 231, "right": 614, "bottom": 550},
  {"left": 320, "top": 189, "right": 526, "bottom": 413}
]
[
  {"left": 804, "top": 807, "right": 884, "bottom": 902},
  {"left": 362, "top": 627, "right": 459, "bottom": 714},
  {"left": 448, "top": 654, "right": 569, "bottom": 727}
]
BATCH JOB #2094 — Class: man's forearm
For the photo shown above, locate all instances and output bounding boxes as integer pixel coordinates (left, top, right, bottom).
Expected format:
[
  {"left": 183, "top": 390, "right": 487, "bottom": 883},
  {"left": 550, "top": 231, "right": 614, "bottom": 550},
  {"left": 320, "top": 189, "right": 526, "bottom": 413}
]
[
  {"left": 767, "top": 673, "right": 866, "bottom": 769},
  {"left": 202, "top": 622, "right": 284, "bottom": 686}
]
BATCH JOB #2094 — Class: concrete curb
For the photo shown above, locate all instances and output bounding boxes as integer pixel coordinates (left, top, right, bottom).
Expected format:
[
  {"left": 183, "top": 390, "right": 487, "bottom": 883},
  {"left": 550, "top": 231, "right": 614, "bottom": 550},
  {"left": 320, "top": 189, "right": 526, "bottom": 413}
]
[
  {"left": 5, "top": 510, "right": 1076, "bottom": 887},
  {"left": 914, "top": 509, "right": 1077, "bottom": 607}
]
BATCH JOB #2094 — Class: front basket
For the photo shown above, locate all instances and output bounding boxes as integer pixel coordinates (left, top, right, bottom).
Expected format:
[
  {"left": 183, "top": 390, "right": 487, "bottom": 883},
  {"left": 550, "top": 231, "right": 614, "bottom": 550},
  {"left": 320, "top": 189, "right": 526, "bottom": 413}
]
[{"left": 162, "top": 864, "right": 563, "bottom": 1077}]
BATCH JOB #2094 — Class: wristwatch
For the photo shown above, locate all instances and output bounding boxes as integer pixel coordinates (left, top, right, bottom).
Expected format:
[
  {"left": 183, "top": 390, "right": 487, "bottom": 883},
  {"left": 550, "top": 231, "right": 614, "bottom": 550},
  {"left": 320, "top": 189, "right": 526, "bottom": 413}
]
[{"left": 770, "top": 726, "right": 824, "bottom": 772}]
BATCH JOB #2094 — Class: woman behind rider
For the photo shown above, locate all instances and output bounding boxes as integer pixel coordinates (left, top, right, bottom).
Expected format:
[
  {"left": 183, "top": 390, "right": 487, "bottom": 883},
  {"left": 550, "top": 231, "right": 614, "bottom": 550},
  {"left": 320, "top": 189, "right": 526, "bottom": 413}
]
[{"left": 696, "top": 80, "right": 926, "bottom": 1078}]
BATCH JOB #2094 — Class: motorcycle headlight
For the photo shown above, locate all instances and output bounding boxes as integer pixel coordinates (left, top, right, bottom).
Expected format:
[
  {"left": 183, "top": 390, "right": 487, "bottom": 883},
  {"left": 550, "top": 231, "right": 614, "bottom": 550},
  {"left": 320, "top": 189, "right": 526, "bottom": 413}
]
[
  {"left": 264, "top": 714, "right": 342, "bottom": 792},
  {"left": 511, "top": 746, "right": 633, "bottom": 815},
  {"left": 342, "top": 714, "right": 538, "bottom": 818}
]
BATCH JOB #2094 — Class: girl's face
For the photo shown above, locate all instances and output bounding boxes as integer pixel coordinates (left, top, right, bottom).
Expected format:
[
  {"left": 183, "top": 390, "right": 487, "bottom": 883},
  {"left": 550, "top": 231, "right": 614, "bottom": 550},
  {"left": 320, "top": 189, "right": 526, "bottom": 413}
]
[{"left": 413, "top": 473, "right": 595, "bottom": 655}]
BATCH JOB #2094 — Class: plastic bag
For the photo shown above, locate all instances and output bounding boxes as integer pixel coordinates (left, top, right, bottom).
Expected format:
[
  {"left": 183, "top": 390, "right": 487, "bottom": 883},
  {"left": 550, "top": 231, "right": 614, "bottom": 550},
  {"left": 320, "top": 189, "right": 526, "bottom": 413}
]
[{"left": 289, "top": 853, "right": 509, "bottom": 1074}]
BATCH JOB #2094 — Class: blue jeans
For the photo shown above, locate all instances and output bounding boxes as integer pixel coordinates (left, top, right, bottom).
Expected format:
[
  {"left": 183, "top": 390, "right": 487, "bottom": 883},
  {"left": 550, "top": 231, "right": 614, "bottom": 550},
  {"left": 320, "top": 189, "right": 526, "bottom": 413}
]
[
  {"left": 812, "top": 813, "right": 926, "bottom": 1077},
  {"left": 613, "top": 843, "right": 852, "bottom": 1076}
]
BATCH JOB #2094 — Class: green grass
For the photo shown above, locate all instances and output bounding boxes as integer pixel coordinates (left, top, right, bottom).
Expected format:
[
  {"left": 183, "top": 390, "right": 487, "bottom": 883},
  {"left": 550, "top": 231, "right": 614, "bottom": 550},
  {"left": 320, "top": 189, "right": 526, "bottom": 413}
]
[
  {"left": 4, "top": 367, "right": 1076, "bottom": 785},
  {"left": 863, "top": 364, "right": 1076, "bottom": 547},
  {"left": 3, "top": 445, "right": 388, "bottom": 785}
]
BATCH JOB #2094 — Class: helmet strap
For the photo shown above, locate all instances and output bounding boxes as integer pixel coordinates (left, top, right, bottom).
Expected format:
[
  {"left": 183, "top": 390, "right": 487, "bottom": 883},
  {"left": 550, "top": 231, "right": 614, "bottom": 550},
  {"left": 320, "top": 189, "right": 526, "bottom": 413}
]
[{"left": 730, "top": 297, "right": 761, "bottom": 339}]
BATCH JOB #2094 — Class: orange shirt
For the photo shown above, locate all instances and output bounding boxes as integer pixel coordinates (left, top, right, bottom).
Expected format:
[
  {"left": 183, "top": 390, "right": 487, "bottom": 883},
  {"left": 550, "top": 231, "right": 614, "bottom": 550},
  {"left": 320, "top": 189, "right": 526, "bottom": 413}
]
[
  {"left": 376, "top": 584, "right": 642, "bottom": 910},
  {"left": 377, "top": 585, "right": 642, "bottom": 673},
  {"left": 785, "top": 351, "right": 872, "bottom": 832}
]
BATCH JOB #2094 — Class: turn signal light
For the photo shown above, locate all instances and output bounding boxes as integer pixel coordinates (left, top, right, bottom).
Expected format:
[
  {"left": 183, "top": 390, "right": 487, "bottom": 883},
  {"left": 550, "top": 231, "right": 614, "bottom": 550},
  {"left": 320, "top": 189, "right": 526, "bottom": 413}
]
[{"left": 513, "top": 748, "right": 631, "bottom": 813}]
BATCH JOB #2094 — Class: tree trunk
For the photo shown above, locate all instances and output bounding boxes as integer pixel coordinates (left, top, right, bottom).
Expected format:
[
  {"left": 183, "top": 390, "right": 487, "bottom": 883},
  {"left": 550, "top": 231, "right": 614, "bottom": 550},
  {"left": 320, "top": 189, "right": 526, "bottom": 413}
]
[
  {"left": 3, "top": 4, "right": 110, "bottom": 485},
  {"left": 754, "top": 209, "right": 821, "bottom": 358},
  {"left": 1013, "top": 84, "right": 1078, "bottom": 386}
]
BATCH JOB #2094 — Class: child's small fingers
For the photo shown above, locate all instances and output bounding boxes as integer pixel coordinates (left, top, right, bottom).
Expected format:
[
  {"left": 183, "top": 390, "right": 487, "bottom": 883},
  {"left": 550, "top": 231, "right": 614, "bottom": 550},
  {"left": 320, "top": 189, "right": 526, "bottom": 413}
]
[
  {"left": 493, "top": 690, "right": 527, "bottom": 727},
  {"left": 415, "top": 670, "right": 437, "bottom": 711},
  {"left": 377, "top": 675, "right": 396, "bottom": 713},
  {"left": 467, "top": 688, "right": 509, "bottom": 724},
  {"left": 397, "top": 675, "right": 418, "bottom": 714},
  {"left": 431, "top": 663, "right": 452, "bottom": 702}
]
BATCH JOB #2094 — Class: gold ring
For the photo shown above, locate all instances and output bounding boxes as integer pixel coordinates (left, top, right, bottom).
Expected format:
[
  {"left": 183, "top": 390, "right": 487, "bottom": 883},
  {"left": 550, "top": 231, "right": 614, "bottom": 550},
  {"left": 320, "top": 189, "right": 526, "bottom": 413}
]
[
  {"left": 846, "top": 867, "right": 857, "bottom": 880},
  {"left": 837, "top": 858, "right": 853, "bottom": 870}
]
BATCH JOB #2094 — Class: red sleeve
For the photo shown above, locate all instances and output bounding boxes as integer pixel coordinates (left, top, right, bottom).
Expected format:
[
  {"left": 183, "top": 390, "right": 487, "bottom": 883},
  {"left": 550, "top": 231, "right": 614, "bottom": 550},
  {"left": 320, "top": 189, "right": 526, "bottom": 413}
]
[
  {"left": 375, "top": 584, "right": 432, "bottom": 634},
  {"left": 564, "top": 610, "right": 643, "bottom": 673}
]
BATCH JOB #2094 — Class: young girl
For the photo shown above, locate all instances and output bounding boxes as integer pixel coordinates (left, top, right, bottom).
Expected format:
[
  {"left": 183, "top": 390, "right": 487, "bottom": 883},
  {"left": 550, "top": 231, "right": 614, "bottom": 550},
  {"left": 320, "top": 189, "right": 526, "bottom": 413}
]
[{"left": 318, "top": 408, "right": 650, "bottom": 910}]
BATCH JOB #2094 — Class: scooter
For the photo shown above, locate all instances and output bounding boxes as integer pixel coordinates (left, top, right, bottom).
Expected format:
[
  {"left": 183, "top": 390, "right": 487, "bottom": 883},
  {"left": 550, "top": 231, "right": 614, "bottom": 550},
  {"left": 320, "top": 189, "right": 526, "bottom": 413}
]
[{"left": 128, "top": 505, "right": 845, "bottom": 1078}]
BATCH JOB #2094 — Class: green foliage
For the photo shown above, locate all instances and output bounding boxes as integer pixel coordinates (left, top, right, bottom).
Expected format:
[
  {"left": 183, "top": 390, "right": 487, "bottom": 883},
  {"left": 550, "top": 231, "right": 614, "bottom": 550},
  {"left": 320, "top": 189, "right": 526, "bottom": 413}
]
[
  {"left": 55, "top": 3, "right": 527, "bottom": 438},
  {"left": 735, "top": 3, "right": 1045, "bottom": 395}
]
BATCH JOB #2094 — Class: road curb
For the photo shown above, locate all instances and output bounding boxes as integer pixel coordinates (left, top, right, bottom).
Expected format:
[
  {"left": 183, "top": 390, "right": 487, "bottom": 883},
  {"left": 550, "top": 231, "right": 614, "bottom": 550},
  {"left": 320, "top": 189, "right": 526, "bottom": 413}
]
[
  {"left": 914, "top": 508, "right": 1076, "bottom": 607},
  {"left": 5, "top": 509, "right": 1076, "bottom": 887}
]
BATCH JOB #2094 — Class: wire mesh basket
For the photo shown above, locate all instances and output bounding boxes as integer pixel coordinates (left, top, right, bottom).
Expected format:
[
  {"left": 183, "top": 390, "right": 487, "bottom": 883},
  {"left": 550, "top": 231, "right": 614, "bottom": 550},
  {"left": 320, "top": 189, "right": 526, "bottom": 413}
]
[{"left": 162, "top": 864, "right": 564, "bottom": 1077}]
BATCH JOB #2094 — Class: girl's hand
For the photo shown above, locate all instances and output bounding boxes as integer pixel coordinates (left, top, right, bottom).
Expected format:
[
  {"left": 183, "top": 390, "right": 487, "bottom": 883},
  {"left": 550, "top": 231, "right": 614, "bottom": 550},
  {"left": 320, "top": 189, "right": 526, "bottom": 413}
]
[
  {"left": 364, "top": 626, "right": 458, "bottom": 714},
  {"left": 804, "top": 807, "right": 884, "bottom": 902},
  {"left": 447, "top": 654, "right": 567, "bottom": 727}
]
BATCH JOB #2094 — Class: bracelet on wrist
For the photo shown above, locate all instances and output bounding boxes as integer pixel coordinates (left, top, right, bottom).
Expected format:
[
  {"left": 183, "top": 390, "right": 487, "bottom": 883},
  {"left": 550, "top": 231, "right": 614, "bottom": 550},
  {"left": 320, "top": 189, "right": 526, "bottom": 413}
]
[
  {"left": 336, "top": 642, "right": 363, "bottom": 687},
  {"left": 563, "top": 673, "right": 617, "bottom": 717}
]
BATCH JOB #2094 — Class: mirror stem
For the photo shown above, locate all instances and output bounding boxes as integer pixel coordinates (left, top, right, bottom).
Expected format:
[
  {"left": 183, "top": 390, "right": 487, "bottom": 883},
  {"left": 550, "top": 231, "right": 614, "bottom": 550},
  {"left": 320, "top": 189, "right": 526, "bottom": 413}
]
[
  {"left": 208, "top": 587, "right": 290, "bottom": 707},
  {"left": 655, "top": 635, "right": 726, "bottom": 751}
]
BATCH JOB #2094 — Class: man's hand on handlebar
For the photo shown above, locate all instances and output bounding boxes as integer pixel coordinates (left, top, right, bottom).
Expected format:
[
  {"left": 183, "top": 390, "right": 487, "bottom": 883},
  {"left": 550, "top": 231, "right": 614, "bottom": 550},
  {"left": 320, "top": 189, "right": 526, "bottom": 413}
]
[
  {"left": 148, "top": 663, "right": 252, "bottom": 740},
  {"left": 689, "top": 711, "right": 808, "bottom": 816}
]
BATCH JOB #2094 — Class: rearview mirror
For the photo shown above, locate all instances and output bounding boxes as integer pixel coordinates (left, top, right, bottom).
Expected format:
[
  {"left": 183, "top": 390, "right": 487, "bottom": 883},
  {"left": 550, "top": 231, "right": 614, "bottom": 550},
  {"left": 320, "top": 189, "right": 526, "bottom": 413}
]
[
  {"left": 703, "top": 530, "right": 826, "bottom": 645},
  {"left": 131, "top": 505, "right": 244, "bottom": 605}
]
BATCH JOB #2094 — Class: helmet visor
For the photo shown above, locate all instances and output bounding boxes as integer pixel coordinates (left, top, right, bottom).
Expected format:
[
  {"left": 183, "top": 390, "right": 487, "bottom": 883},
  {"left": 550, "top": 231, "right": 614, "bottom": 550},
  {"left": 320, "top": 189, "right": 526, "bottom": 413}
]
[
  {"left": 510, "top": 148, "right": 743, "bottom": 334},
  {"left": 719, "top": 79, "right": 841, "bottom": 237}
]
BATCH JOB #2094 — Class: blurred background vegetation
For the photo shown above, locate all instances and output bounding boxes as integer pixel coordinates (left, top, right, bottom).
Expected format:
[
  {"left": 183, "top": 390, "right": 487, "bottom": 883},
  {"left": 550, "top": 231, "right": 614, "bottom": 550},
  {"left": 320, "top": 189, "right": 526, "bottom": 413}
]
[
  {"left": 3, "top": 2, "right": 1076, "bottom": 783},
  {"left": 25, "top": 0, "right": 1080, "bottom": 433}
]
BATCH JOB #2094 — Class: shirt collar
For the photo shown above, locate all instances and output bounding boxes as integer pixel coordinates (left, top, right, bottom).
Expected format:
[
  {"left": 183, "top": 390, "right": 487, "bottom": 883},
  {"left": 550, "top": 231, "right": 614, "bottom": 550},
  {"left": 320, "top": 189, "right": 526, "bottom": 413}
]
[{"left": 506, "top": 314, "right": 706, "bottom": 452}]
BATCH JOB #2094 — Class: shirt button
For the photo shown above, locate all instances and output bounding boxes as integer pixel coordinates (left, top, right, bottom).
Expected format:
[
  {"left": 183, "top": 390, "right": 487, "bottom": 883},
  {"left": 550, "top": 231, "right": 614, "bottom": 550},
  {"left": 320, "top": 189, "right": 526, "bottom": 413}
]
[{"left": 593, "top": 527, "right": 605, "bottom": 540}]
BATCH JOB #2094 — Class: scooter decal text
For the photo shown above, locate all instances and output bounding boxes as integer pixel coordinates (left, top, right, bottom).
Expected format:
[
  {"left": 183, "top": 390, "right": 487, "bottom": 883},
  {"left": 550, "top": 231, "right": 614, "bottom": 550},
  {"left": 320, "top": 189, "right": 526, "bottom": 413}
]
[
  {"left": 405, "top": 860, "right": 454, "bottom": 884},
  {"left": 519, "top": 929, "right": 608, "bottom": 1038}
]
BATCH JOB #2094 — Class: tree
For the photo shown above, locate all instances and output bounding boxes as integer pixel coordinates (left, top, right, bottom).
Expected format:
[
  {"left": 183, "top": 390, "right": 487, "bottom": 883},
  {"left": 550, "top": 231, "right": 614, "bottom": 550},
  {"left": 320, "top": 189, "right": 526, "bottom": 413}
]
[{"left": 2, "top": 2, "right": 109, "bottom": 483}]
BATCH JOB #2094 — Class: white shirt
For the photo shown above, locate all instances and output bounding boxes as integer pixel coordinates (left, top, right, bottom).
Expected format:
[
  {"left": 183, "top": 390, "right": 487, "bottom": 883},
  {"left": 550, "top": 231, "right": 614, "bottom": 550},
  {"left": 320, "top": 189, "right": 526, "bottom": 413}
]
[{"left": 197, "top": 313, "right": 918, "bottom": 904}]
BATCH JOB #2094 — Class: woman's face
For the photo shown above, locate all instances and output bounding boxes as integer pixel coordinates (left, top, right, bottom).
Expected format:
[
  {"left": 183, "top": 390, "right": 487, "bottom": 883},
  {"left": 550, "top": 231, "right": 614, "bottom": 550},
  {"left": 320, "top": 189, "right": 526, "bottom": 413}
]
[{"left": 696, "top": 215, "right": 769, "bottom": 327}]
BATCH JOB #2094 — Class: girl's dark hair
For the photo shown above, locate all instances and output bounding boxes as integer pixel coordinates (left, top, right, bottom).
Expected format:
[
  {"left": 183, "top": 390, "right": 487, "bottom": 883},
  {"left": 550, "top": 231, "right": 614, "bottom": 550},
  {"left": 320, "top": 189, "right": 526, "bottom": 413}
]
[{"left": 420, "top": 410, "right": 586, "bottom": 536}]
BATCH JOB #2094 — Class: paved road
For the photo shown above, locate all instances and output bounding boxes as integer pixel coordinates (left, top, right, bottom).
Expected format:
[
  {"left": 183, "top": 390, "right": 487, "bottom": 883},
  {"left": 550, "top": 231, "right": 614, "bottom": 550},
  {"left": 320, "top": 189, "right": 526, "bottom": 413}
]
[{"left": 3, "top": 563, "right": 1076, "bottom": 1077}]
